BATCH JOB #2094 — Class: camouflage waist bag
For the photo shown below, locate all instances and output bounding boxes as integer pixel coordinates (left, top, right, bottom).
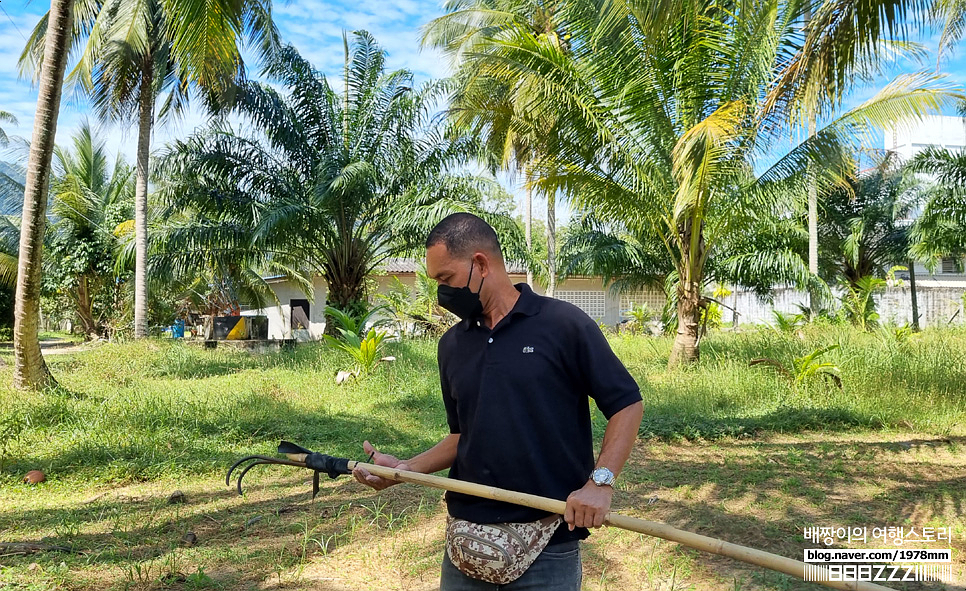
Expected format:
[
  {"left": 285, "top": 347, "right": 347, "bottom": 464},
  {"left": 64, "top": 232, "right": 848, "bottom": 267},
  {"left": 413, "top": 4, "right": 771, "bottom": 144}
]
[{"left": 445, "top": 514, "right": 563, "bottom": 584}]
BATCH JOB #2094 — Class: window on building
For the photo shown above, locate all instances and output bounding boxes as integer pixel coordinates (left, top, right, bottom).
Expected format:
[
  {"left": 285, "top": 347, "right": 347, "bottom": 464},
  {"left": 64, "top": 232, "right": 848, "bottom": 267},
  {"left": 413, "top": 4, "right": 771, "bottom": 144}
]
[
  {"left": 619, "top": 290, "right": 667, "bottom": 317},
  {"left": 291, "top": 299, "right": 310, "bottom": 329},
  {"left": 555, "top": 291, "right": 606, "bottom": 320},
  {"left": 941, "top": 257, "right": 960, "bottom": 274}
]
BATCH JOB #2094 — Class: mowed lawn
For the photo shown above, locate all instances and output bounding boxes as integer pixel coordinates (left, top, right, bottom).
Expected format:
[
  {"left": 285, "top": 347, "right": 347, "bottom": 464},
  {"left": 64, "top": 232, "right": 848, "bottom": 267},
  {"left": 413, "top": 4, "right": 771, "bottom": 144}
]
[{"left": 0, "top": 326, "right": 964, "bottom": 590}]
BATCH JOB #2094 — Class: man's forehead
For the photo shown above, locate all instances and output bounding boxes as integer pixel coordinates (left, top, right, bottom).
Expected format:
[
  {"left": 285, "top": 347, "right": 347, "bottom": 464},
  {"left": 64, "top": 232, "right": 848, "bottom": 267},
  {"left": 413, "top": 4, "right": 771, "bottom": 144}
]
[{"left": 426, "top": 243, "right": 457, "bottom": 277}]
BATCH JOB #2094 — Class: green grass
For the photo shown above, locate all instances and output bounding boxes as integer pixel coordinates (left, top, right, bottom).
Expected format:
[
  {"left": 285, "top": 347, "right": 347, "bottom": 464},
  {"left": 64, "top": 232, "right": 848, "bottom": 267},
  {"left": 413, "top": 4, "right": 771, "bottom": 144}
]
[
  {"left": 37, "top": 330, "right": 86, "bottom": 342},
  {"left": 1, "top": 324, "right": 964, "bottom": 488},
  {"left": 610, "top": 322, "right": 966, "bottom": 440},
  {"left": 0, "top": 326, "right": 964, "bottom": 590},
  {"left": 0, "top": 339, "right": 448, "bottom": 487}
]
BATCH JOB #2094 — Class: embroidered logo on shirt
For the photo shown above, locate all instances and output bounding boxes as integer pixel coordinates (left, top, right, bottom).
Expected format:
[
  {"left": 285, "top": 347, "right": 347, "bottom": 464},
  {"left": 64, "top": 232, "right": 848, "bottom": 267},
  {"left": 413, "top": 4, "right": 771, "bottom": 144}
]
[{"left": 522, "top": 346, "right": 534, "bottom": 353}]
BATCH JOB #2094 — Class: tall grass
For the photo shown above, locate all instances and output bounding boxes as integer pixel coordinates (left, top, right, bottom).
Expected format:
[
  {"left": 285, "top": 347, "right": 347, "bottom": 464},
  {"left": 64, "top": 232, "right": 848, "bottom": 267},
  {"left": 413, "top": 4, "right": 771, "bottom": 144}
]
[
  {"left": 611, "top": 322, "right": 966, "bottom": 440},
  {"left": 1, "top": 325, "right": 963, "bottom": 486}
]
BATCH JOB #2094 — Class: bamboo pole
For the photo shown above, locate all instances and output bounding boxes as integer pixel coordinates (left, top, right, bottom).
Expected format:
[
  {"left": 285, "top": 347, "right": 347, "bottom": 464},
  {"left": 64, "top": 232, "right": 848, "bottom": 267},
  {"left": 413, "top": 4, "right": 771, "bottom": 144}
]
[{"left": 346, "top": 460, "right": 896, "bottom": 591}]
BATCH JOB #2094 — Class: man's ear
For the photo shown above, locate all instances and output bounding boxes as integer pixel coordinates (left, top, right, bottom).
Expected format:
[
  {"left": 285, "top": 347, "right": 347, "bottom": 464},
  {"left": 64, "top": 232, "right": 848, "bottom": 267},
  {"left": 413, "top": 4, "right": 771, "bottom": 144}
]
[{"left": 473, "top": 252, "right": 490, "bottom": 278}]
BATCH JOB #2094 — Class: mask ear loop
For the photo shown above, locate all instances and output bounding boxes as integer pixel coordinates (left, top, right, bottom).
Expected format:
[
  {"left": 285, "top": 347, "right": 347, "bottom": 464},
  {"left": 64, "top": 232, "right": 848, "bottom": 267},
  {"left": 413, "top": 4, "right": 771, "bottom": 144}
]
[
  {"left": 465, "top": 259, "right": 475, "bottom": 288},
  {"left": 468, "top": 258, "right": 485, "bottom": 294}
]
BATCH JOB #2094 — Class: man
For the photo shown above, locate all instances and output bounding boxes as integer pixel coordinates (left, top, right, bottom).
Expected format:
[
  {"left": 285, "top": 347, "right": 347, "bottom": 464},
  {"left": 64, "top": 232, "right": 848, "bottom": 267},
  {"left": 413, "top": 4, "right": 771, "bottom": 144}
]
[{"left": 354, "top": 213, "right": 643, "bottom": 590}]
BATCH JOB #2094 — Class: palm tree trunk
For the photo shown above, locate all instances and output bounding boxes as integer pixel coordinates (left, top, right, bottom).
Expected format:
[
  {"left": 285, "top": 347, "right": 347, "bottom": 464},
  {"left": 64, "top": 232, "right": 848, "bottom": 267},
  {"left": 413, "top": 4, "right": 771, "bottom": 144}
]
[
  {"left": 805, "top": 6, "right": 820, "bottom": 317},
  {"left": 322, "top": 245, "right": 368, "bottom": 336},
  {"left": 669, "top": 221, "right": 703, "bottom": 367},
  {"left": 75, "top": 275, "right": 98, "bottom": 337},
  {"left": 669, "top": 279, "right": 701, "bottom": 367},
  {"left": 908, "top": 259, "right": 919, "bottom": 331},
  {"left": 807, "top": 162, "right": 819, "bottom": 314},
  {"left": 13, "top": 0, "right": 73, "bottom": 390},
  {"left": 133, "top": 61, "right": 155, "bottom": 338},
  {"left": 525, "top": 174, "right": 533, "bottom": 286},
  {"left": 545, "top": 190, "right": 556, "bottom": 297}
]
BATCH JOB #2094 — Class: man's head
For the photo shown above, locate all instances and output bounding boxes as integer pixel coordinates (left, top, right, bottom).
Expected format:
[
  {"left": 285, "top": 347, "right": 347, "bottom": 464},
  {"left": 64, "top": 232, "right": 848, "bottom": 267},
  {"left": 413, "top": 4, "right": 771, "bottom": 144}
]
[
  {"left": 425, "top": 212, "right": 503, "bottom": 262},
  {"left": 425, "top": 213, "right": 508, "bottom": 317}
]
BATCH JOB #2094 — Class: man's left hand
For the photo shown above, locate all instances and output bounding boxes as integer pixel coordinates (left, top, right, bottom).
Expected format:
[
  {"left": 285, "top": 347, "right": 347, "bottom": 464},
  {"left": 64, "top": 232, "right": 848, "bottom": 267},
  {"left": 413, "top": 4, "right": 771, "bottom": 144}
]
[{"left": 564, "top": 480, "right": 614, "bottom": 530}]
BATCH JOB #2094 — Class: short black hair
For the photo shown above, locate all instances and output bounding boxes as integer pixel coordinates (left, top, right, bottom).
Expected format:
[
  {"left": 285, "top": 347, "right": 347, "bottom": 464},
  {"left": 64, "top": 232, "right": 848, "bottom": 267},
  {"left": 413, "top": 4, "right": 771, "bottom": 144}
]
[{"left": 426, "top": 213, "right": 503, "bottom": 260}]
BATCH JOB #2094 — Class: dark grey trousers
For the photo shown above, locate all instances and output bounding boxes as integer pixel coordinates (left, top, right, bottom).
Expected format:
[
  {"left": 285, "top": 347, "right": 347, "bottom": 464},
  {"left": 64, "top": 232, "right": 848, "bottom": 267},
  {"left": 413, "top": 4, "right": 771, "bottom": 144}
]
[{"left": 439, "top": 541, "right": 582, "bottom": 590}]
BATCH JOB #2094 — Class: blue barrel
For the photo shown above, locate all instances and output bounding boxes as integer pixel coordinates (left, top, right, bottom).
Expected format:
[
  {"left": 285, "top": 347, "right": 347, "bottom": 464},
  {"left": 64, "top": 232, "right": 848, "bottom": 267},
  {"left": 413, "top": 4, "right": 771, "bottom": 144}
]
[{"left": 172, "top": 319, "right": 186, "bottom": 338}]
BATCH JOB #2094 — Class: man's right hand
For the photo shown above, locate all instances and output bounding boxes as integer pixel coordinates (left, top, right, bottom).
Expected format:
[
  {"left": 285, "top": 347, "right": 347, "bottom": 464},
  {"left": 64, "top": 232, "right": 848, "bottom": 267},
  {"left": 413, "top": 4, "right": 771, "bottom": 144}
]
[{"left": 352, "top": 441, "right": 410, "bottom": 490}]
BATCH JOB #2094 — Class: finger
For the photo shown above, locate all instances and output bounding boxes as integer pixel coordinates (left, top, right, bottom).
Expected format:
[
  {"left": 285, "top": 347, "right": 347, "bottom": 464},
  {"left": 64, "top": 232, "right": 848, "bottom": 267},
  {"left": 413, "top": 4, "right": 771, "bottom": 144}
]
[
  {"left": 593, "top": 510, "right": 605, "bottom": 528},
  {"left": 353, "top": 466, "right": 371, "bottom": 485},
  {"left": 564, "top": 500, "right": 575, "bottom": 531},
  {"left": 574, "top": 508, "right": 588, "bottom": 529},
  {"left": 363, "top": 440, "right": 377, "bottom": 458}
]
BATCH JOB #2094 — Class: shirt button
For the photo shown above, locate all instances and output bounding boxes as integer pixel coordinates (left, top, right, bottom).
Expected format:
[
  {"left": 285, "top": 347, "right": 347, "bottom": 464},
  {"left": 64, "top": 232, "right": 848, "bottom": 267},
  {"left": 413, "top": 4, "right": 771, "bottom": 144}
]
[{"left": 488, "top": 338, "right": 493, "bottom": 343}]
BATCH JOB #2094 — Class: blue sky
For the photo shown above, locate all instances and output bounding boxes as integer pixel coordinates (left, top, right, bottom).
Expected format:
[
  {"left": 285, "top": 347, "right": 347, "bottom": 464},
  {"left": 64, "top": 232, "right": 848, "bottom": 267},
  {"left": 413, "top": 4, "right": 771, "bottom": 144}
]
[
  {"left": 0, "top": 0, "right": 451, "bottom": 156},
  {"left": 1, "top": 0, "right": 965, "bottom": 221}
]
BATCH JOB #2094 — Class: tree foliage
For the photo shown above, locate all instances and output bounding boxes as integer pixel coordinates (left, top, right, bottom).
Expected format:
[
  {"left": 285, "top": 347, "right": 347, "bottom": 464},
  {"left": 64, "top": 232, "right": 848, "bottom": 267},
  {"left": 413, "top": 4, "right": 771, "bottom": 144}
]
[
  {"left": 155, "top": 34, "right": 524, "bottom": 324},
  {"left": 44, "top": 123, "right": 133, "bottom": 337},
  {"left": 427, "top": 0, "right": 959, "bottom": 365},
  {"left": 906, "top": 144, "right": 966, "bottom": 265}
]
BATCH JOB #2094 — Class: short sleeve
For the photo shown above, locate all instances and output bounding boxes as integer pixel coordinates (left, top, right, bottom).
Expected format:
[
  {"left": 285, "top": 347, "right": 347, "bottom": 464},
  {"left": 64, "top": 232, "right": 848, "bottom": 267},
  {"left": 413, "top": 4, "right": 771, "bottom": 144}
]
[
  {"left": 439, "top": 338, "right": 460, "bottom": 434},
  {"left": 574, "top": 318, "right": 642, "bottom": 419}
]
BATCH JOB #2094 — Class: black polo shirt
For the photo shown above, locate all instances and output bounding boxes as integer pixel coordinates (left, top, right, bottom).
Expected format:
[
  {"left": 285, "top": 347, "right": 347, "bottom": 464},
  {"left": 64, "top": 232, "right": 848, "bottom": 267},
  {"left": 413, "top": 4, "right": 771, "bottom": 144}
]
[{"left": 437, "top": 283, "right": 642, "bottom": 544}]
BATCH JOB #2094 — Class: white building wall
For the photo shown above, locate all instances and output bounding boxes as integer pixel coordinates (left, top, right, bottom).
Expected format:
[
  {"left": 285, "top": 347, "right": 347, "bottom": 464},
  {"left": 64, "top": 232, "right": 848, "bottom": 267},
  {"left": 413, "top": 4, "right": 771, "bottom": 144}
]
[
  {"left": 249, "top": 278, "right": 325, "bottom": 340},
  {"left": 886, "top": 115, "right": 966, "bottom": 159},
  {"left": 255, "top": 271, "right": 965, "bottom": 337},
  {"left": 254, "top": 274, "right": 635, "bottom": 337},
  {"left": 730, "top": 285, "right": 966, "bottom": 328}
]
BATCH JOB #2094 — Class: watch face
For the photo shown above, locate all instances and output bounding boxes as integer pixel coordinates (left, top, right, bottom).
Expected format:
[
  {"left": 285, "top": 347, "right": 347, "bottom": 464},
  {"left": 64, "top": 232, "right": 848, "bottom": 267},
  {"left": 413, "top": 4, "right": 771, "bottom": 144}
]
[{"left": 592, "top": 467, "right": 614, "bottom": 485}]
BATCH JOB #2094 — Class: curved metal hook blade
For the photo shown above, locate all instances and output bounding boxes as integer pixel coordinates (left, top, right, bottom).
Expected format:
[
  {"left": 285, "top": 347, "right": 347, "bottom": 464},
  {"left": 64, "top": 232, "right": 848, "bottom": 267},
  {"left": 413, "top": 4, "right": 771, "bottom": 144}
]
[{"left": 225, "top": 455, "right": 308, "bottom": 496}]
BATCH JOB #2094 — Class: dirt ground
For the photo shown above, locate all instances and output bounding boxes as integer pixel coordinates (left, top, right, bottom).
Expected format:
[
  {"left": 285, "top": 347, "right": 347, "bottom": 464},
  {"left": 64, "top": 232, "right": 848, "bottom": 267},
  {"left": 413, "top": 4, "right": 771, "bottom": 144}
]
[{"left": 1, "top": 431, "right": 963, "bottom": 590}]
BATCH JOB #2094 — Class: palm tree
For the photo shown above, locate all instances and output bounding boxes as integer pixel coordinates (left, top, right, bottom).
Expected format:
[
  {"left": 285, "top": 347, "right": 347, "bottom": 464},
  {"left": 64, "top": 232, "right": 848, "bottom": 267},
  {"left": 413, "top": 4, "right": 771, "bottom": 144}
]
[
  {"left": 20, "top": 0, "right": 279, "bottom": 339},
  {"left": 0, "top": 162, "right": 23, "bottom": 288},
  {"left": 818, "top": 153, "right": 917, "bottom": 291},
  {"left": 423, "top": 0, "right": 568, "bottom": 294},
  {"left": 459, "top": 0, "right": 958, "bottom": 366},
  {"left": 900, "top": 143, "right": 966, "bottom": 329},
  {"left": 0, "top": 111, "right": 18, "bottom": 146},
  {"left": 559, "top": 210, "right": 672, "bottom": 298},
  {"left": 153, "top": 36, "right": 524, "bottom": 329},
  {"left": 14, "top": 0, "right": 73, "bottom": 389},
  {"left": 45, "top": 122, "right": 134, "bottom": 337},
  {"left": 0, "top": 123, "right": 134, "bottom": 337},
  {"left": 906, "top": 145, "right": 966, "bottom": 262}
]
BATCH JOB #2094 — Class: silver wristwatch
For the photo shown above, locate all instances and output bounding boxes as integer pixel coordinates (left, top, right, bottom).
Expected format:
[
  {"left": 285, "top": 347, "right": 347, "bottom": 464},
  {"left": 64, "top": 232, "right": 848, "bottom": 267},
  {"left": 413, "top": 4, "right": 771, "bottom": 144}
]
[{"left": 591, "top": 467, "right": 615, "bottom": 487}]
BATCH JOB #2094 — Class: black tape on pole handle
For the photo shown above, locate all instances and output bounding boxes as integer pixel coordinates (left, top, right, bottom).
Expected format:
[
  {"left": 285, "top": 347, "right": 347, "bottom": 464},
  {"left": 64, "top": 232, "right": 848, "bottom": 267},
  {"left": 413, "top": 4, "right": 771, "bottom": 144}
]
[
  {"left": 304, "top": 453, "right": 351, "bottom": 479},
  {"left": 276, "top": 442, "right": 350, "bottom": 479}
]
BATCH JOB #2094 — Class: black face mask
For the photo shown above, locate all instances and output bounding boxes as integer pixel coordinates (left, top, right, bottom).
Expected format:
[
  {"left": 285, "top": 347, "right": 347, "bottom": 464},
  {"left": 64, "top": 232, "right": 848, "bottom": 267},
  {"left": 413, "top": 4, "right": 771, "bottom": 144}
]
[{"left": 437, "top": 261, "right": 485, "bottom": 321}]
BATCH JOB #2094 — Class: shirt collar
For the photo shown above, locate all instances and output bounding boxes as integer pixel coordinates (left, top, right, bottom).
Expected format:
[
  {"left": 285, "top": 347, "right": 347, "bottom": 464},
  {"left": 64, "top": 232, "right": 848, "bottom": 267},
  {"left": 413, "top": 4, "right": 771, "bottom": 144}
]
[{"left": 460, "top": 282, "right": 542, "bottom": 331}]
